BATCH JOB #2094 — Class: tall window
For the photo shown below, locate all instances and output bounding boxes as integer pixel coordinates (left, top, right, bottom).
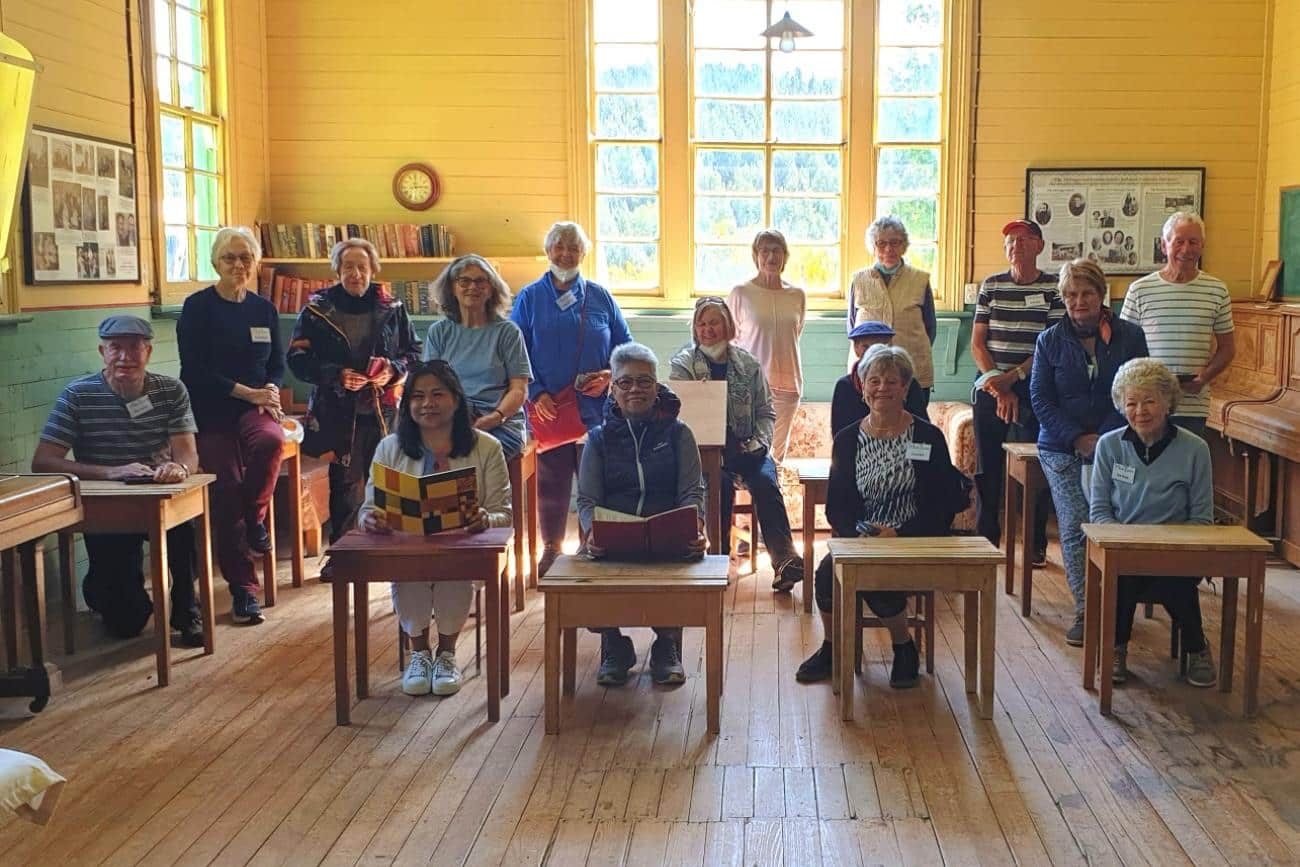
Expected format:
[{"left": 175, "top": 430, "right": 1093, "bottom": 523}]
[
  {"left": 590, "top": 0, "right": 662, "bottom": 292},
  {"left": 152, "top": 0, "right": 224, "bottom": 286},
  {"left": 692, "top": 0, "right": 845, "bottom": 295}
]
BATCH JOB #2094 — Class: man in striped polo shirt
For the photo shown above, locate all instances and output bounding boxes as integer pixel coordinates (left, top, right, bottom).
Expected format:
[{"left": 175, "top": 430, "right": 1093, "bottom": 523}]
[
  {"left": 31, "top": 315, "right": 205, "bottom": 645},
  {"left": 971, "top": 219, "right": 1066, "bottom": 562},
  {"left": 1120, "top": 211, "right": 1235, "bottom": 439}
]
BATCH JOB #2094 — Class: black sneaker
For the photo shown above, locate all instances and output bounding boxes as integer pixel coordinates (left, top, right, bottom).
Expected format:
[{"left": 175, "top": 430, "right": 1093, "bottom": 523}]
[
  {"left": 771, "top": 556, "right": 804, "bottom": 592},
  {"left": 232, "top": 588, "right": 265, "bottom": 625},
  {"left": 796, "top": 641, "right": 833, "bottom": 682},
  {"left": 246, "top": 521, "right": 272, "bottom": 554},
  {"left": 889, "top": 640, "right": 920, "bottom": 689},
  {"left": 596, "top": 633, "right": 636, "bottom": 686},
  {"left": 649, "top": 634, "right": 686, "bottom": 685},
  {"left": 538, "top": 546, "right": 560, "bottom": 578},
  {"left": 171, "top": 615, "right": 205, "bottom": 648},
  {"left": 1065, "top": 613, "right": 1085, "bottom": 647},
  {"left": 1032, "top": 547, "right": 1048, "bottom": 568}
]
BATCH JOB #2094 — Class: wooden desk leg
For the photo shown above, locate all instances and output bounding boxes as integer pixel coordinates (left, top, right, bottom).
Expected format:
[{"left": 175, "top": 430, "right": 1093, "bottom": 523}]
[
  {"left": 510, "top": 459, "right": 525, "bottom": 613},
  {"left": 57, "top": 532, "right": 76, "bottom": 655},
  {"left": 1098, "top": 555, "right": 1119, "bottom": 715},
  {"left": 149, "top": 513, "right": 172, "bottom": 688},
  {"left": 263, "top": 492, "right": 278, "bottom": 608},
  {"left": 1003, "top": 467, "right": 1017, "bottom": 595},
  {"left": 963, "top": 591, "right": 978, "bottom": 695},
  {"left": 288, "top": 450, "right": 305, "bottom": 588},
  {"left": 500, "top": 560, "right": 511, "bottom": 698},
  {"left": 1020, "top": 482, "right": 1036, "bottom": 618},
  {"left": 562, "top": 627, "right": 577, "bottom": 695},
  {"left": 801, "top": 488, "right": 815, "bottom": 614},
  {"left": 830, "top": 569, "right": 841, "bottom": 697},
  {"left": 979, "top": 578, "right": 996, "bottom": 719},
  {"left": 1082, "top": 549, "right": 1100, "bottom": 691},
  {"left": 195, "top": 495, "right": 216, "bottom": 656},
  {"left": 544, "top": 594, "right": 560, "bottom": 734},
  {"left": 485, "top": 566, "right": 502, "bottom": 722},
  {"left": 354, "top": 581, "right": 369, "bottom": 699},
  {"left": 18, "top": 542, "right": 48, "bottom": 675},
  {"left": 1219, "top": 575, "right": 1239, "bottom": 695},
  {"left": 838, "top": 573, "right": 855, "bottom": 721},
  {"left": 333, "top": 579, "right": 350, "bottom": 725},
  {"left": 707, "top": 591, "right": 723, "bottom": 734},
  {"left": 703, "top": 449, "right": 723, "bottom": 555},
  {"left": 527, "top": 462, "right": 539, "bottom": 589},
  {"left": 1244, "top": 559, "right": 1265, "bottom": 717},
  {"left": 1, "top": 548, "right": 19, "bottom": 668}
]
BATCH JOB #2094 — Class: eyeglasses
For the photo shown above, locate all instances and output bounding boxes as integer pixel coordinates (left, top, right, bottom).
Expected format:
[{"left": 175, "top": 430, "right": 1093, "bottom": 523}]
[
  {"left": 454, "top": 277, "right": 492, "bottom": 290},
  {"left": 874, "top": 239, "right": 906, "bottom": 249},
  {"left": 218, "top": 254, "right": 256, "bottom": 265},
  {"left": 612, "top": 376, "right": 657, "bottom": 392}
]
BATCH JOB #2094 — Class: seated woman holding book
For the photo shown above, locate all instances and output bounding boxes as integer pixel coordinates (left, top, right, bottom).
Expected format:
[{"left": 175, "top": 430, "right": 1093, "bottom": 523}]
[
  {"left": 669, "top": 296, "right": 803, "bottom": 591},
  {"left": 424, "top": 255, "right": 532, "bottom": 459},
  {"left": 576, "top": 342, "right": 707, "bottom": 687},
  {"left": 359, "top": 360, "right": 512, "bottom": 698},
  {"left": 796, "top": 345, "right": 970, "bottom": 689},
  {"left": 1090, "top": 357, "right": 1217, "bottom": 687}
]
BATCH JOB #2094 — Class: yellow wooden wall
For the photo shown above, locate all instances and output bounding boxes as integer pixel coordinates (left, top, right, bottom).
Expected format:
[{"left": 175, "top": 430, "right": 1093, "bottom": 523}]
[
  {"left": 1259, "top": 0, "right": 1300, "bottom": 271},
  {"left": 224, "top": 0, "right": 269, "bottom": 235},
  {"left": 972, "top": 0, "right": 1268, "bottom": 298}
]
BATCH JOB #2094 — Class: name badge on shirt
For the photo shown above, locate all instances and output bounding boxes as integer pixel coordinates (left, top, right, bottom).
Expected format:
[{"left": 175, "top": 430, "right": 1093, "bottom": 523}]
[
  {"left": 555, "top": 291, "right": 577, "bottom": 311},
  {"left": 249, "top": 326, "right": 272, "bottom": 343},
  {"left": 125, "top": 395, "right": 154, "bottom": 418},
  {"left": 1112, "top": 463, "right": 1136, "bottom": 485},
  {"left": 1024, "top": 293, "right": 1047, "bottom": 308},
  {"left": 906, "top": 442, "right": 932, "bottom": 461}
]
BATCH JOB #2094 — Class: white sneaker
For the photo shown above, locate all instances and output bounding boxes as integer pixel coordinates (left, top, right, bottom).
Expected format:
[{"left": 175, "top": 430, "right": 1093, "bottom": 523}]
[
  {"left": 431, "top": 650, "right": 463, "bottom": 696},
  {"left": 402, "top": 649, "right": 433, "bottom": 696}
]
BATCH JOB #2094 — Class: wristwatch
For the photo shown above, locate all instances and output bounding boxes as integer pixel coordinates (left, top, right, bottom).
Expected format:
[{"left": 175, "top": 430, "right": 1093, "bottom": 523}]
[{"left": 1016, "top": 366, "right": 1027, "bottom": 382}]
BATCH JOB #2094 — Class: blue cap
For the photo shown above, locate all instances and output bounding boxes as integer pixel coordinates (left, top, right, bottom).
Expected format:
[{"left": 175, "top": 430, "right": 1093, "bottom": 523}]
[
  {"left": 98, "top": 314, "right": 154, "bottom": 340},
  {"left": 848, "top": 320, "right": 895, "bottom": 340}
]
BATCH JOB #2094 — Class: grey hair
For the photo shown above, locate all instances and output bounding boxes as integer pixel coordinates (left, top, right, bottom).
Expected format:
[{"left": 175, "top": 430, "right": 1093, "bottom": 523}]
[
  {"left": 610, "top": 341, "right": 659, "bottom": 378},
  {"left": 329, "top": 237, "right": 382, "bottom": 274},
  {"left": 856, "top": 342, "right": 915, "bottom": 386},
  {"left": 543, "top": 221, "right": 591, "bottom": 257},
  {"left": 866, "top": 215, "right": 910, "bottom": 250},
  {"left": 433, "top": 254, "right": 513, "bottom": 323},
  {"left": 1161, "top": 210, "right": 1205, "bottom": 241},
  {"left": 209, "top": 225, "right": 262, "bottom": 266},
  {"left": 1111, "top": 357, "right": 1180, "bottom": 414}
]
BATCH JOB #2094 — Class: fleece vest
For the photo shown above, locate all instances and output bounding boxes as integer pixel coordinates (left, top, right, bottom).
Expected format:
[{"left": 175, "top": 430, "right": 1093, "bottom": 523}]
[{"left": 850, "top": 263, "right": 934, "bottom": 387}]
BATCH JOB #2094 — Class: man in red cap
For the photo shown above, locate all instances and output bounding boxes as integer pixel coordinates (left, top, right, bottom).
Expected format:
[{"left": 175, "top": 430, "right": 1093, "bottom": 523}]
[{"left": 970, "top": 219, "right": 1065, "bottom": 572}]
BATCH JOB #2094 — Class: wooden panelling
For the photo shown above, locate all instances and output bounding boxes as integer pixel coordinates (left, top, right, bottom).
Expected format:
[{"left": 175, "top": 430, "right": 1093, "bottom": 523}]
[{"left": 1259, "top": 0, "right": 1300, "bottom": 277}]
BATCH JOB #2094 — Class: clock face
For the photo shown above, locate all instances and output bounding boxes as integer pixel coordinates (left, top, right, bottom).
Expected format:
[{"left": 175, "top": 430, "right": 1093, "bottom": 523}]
[
  {"left": 393, "top": 163, "right": 440, "bottom": 210},
  {"left": 399, "top": 171, "right": 431, "bottom": 201}
]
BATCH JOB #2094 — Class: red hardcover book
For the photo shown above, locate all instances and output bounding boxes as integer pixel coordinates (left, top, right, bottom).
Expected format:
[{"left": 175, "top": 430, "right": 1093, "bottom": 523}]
[{"left": 590, "top": 505, "right": 698, "bottom": 559}]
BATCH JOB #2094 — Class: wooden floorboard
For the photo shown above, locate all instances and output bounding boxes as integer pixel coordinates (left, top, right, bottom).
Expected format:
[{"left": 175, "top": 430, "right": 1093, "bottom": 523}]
[{"left": 2, "top": 541, "right": 1300, "bottom": 865}]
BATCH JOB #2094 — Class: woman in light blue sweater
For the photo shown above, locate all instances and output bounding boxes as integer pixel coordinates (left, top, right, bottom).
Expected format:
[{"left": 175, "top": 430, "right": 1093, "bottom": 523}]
[{"left": 1090, "top": 358, "right": 1215, "bottom": 687}]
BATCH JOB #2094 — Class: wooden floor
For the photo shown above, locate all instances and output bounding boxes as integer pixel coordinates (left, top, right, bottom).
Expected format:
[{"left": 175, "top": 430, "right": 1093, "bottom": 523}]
[{"left": 3, "top": 541, "right": 1300, "bottom": 866}]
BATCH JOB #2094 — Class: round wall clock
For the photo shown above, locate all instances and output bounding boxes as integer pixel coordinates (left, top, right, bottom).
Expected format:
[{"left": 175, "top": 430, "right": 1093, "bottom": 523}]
[{"left": 392, "top": 162, "right": 441, "bottom": 211}]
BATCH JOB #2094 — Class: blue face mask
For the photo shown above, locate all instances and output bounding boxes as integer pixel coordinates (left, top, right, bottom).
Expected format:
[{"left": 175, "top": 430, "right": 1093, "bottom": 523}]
[{"left": 874, "top": 261, "right": 902, "bottom": 276}]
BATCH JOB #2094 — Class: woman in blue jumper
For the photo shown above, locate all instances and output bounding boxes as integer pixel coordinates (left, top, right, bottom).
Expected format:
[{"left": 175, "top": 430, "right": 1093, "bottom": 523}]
[
  {"left": 511, "top": 221, "right": 632, "bottom": 576},
  {"left": 577, "top": 343, "right": 707, "bottom": 687},
  {"left": 1030, "top": 258, "right": 1148, "bottom": 646},
  {"left": 1090, "top": 358, "right": 1217, "bottom": 687}
]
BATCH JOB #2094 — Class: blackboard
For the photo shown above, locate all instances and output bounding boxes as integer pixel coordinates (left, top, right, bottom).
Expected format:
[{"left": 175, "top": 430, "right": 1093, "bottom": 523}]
[{"left": 1282, "top": 186, "right": 1300, "bottom": 299}]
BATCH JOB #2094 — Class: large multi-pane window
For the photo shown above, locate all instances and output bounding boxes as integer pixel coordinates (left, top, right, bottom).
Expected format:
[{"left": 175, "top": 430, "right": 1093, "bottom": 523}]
[
  {"left": 152, "top": 0, "right": 224, "bottom": 286},
  {"left": 590, "top": 0, "right": 662, "bottom": 291},
  {"left": 692, "top": 0, "right": 845, "bottom": 295}
]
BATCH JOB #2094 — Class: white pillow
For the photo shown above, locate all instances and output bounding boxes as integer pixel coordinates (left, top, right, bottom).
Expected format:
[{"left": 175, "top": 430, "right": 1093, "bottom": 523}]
[{"left": 0, "top": 749, "right": 67, "bottom": 825}]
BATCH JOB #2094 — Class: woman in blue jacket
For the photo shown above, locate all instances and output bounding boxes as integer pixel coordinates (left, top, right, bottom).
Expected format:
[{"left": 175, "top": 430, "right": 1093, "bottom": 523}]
[{"left": 1030, "top": 258, "right": 1148, "bottom": 645}]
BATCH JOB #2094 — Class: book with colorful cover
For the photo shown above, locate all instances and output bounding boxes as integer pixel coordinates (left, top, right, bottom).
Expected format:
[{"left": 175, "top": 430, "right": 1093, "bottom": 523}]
[
  {"left": 591, "top": 505, "right": 697, "bottom": 559},
  {"left": 371, "top": 462, "right": 478, "bottom": 535}
]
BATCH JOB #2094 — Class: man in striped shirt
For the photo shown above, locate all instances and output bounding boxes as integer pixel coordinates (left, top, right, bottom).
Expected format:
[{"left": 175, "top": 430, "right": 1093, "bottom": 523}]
[
  {"left": 971, "top": 220, "right": 1066, "bottom": 560},
  {"left": 31, "top": 315, "right": 205, "bottom": 645},
  {"left": 1120, "top": 212, "right": 1235, "bottom": 439}
]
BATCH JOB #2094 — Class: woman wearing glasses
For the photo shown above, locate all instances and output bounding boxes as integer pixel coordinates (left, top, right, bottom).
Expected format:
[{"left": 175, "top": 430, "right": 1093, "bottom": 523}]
[
  {"left": 423, "top": 255, "right": 532, "bottom": 459},
  {"left": 177, "top": 226, "right": 284, "bottom": 624},
  {"left": 847, "top": 216, "right": 937, "bottom": 417}
]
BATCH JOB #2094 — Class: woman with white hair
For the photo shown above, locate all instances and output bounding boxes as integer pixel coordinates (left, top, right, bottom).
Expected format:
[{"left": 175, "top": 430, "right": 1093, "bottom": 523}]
[
  {"left": 424, "top": 255, "right": 532, "bottom": 458},
  {"left": 1090, "top": 358, "right": 1216, "bottom": 686},
  {"left": 177, "top": 226, "right": 284, "bottom": 625},
  {"left": 288, "top": 237, "right": 422, "bottom": 547},
  {"left": 511, "top": 221, "right": 632, "bottom": 576},
  {"left": 847, "top": 216, "right": 937, "bottom": 416}
]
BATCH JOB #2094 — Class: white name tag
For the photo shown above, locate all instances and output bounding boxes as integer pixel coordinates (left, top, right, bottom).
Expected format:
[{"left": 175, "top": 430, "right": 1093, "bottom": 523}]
[
  {"left": 1024, "top": 293, "right": 1047, "bottom": 308},
  {"left": 906, "top": 442, "right": 932, "bottom": 461},
  {"left": 555, "top": 291, "right": 577, "bottom": 311},
  {"left": 125, "top": 395, "right": 154, "bottom": 418},
  {"left": 249, "top": 326, "right": 272, "bottom": 343},
  {"left": 1112, "top": 463, "right": 1136, "bottom": 484}
]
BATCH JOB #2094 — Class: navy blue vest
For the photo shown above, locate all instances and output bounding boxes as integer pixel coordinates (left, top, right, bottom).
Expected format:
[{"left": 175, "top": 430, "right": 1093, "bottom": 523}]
[{"left": 591, "top": 414, "right": 682, "bottom": 517}]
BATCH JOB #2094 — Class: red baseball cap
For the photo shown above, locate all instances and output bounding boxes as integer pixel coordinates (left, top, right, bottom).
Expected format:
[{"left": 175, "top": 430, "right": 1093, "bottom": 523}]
[{"left": 1002, "top": 219, "right": 1043, "bottom": 239}]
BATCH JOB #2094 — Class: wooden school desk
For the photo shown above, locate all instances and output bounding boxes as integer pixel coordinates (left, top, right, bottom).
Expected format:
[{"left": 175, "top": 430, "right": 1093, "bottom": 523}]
[
  {"left": 786, "top": 457, "right": 830, "bottom": 614},
  {"left": 1001, "top": 442, "right": 1046, "bottom": 616}
]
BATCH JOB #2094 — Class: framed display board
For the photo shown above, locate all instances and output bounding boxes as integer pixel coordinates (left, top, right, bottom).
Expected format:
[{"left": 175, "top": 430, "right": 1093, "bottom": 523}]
[
  {"left": 20, "top": 126, "right": 139, "bottom": 284},
  {"left": 1280, "top": 185, "right": 1300, "bottom": 299},
  {"left": 1024, "top": 167, "right": 1205, "bottom": 275}
]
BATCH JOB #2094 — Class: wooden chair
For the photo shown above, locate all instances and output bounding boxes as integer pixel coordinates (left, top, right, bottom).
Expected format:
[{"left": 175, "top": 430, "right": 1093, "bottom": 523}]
[
  {"left": 506, "top": 440, "right": 539, "bottom": 612},
  {"left": 853, "top": 591, "right": 935, "bottom": 675},
  {"left": 729, "top": 486, "right": 759, "bottom": 574},
  {"left": 396, "top": 587, "right": 483, "bottom": 673}
]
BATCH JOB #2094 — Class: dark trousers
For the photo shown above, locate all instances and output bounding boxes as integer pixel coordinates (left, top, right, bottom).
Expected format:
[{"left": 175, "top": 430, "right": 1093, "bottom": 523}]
[
  {"left": 537, "top": 442, "right": 580, "bottom": 549},
  {"left": 1172, "top": 416, "right": 1207, "bottom": 441},
  {"left": 197, "top": 410, "right": 285, "bottom": 592},
  {"left": 83, "top": 525, "right": 200, "bottom": 638},
  {"left": 909, "top": 385, "right": 931, "bottom": 421},
  {"left": 718, "top": 452, "right": 796, "bottom": 561},
  {"left": 972, "top": 387, "right": 1049, "bottom": 550},
  {"left": 328, "top": 416, "right": 385, "bottom": 543},
  {"left": 1114, "top": 575, "right": 1206, "bottom": 652},
  {"left": 814, "top": 552, "right": 907, "bottom": 618}
]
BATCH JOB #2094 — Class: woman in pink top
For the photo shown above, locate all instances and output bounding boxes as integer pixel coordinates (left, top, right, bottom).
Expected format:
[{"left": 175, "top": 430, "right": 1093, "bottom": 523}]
[{"left": 727, "top": 229, "right": 806, "bottom": 463}]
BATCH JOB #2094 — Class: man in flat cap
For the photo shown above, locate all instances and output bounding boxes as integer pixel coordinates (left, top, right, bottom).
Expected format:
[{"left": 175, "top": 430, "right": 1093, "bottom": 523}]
[
  {"left": 831, "top": 320, "right": 928, "bottom": 435},
  {"left": 32, "top": 315, "right": 209, "bottom": 643}
]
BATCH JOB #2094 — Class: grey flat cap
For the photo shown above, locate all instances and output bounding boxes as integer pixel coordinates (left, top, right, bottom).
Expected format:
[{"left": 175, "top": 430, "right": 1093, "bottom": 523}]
[{"left": 98, "top": 314, "right": 154, "bottom": 340}]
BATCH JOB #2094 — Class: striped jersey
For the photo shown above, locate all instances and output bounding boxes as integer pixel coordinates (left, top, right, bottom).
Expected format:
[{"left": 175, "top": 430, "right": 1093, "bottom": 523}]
[
  {"left": 41, "top": 371, "right": 197, "bottom": 466},
  {"left": 1119, "top": 271, "right": 1233, "bottom": 418},
  {"left": 974, "top": 270, "right": 1065, "bottom": 370}
]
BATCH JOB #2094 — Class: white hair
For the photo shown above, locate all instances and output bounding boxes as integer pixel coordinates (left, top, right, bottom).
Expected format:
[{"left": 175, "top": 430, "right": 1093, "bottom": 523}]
[
  {"left": 866, "top": 215, "right": 910, "bottom": 249},
  {"left": 856, "top": 342, "right": 915, "bottom": 386},
  {"left": 329, "top": 237, "right": 382, "bottom": 274},
  {"left": 543, "top": 221, "right": 591, "bottom": 257},
  {"left": 1161, "top": 210, "right": 1205, "bottom": 241},
  {"left": 610, "top": 341, "right": 658, "bottom": 377},
  {"left": 1111, "top": 357, "right": 1181, "bottom": 414},
  {"left": 209, "top": 226, "right": 262, "bottom": 266}
]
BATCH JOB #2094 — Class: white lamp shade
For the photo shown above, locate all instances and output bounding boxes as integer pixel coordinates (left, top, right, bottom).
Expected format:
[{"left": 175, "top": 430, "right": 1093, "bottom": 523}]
[{"left": 0, "top": 32, "right": 38, "bottom": 276}]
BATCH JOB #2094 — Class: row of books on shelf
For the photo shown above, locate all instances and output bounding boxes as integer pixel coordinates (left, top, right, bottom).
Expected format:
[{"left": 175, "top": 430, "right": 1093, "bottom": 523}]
[
  {"left": 256, "top": 222, "right": 456, "bottom": 260},
  {"left": 260, "top": 267, "right": 442, "bottom": 315}
]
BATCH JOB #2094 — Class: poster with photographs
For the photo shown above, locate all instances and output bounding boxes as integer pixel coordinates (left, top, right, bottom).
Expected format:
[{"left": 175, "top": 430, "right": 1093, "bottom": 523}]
[
  {"left": 21, "top": 126, "right": 138, "bottom": 284},
  {"left": 1025, "top": 167, "right": 1205, "bottom": 275}
]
